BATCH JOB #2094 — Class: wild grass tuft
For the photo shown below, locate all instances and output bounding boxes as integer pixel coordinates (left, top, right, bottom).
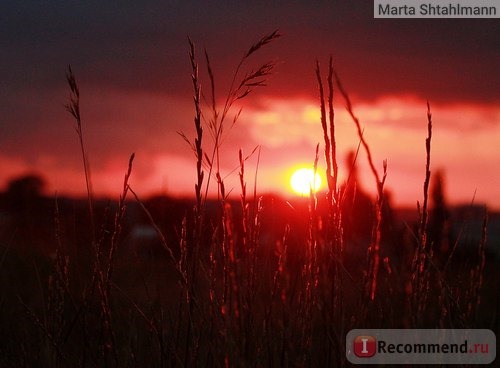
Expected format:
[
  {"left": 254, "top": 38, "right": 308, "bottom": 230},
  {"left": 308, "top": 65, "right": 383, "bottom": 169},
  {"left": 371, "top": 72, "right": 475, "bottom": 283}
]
[{"left": 0, "top": 32, "right": 492, "bottom": 368}]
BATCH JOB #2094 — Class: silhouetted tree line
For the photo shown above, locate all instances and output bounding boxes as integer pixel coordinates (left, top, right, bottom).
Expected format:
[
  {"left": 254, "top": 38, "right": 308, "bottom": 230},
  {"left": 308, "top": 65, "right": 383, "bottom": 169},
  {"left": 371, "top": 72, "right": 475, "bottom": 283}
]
[{"left": 0, "top": 170, "right": 493, "bottom": 267}]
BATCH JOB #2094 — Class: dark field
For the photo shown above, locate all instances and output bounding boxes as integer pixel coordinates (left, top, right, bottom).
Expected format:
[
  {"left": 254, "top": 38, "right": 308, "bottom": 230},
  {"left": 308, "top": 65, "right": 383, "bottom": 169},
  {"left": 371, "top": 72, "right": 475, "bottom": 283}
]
[{"left": 0, "top": 184, "right": 498, "bottom": 366}]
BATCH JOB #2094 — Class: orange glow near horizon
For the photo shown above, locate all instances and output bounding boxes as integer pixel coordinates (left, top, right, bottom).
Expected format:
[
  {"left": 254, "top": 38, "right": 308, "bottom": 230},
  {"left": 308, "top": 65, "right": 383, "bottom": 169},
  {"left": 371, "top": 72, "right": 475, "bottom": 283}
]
[
  {"left": 290, "top": 168, "right": 322, "bottom": 196},
  {"left": 1, "top": 94, "right": 499, "bottom": 209}
]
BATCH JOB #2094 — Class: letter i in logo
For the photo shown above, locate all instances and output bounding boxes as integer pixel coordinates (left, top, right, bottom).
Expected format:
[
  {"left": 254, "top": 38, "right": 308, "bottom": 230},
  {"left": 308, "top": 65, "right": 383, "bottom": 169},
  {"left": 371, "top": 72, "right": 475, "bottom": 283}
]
[{"left": 354, "top": 335, "right": 376, "bottom": 357}]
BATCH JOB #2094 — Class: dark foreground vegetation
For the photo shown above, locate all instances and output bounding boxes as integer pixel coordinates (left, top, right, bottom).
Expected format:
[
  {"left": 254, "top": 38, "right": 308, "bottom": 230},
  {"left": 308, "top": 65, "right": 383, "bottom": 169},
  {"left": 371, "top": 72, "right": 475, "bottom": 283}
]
[{"left": 0, "top": 32, "right": 498, "bottom": 367}]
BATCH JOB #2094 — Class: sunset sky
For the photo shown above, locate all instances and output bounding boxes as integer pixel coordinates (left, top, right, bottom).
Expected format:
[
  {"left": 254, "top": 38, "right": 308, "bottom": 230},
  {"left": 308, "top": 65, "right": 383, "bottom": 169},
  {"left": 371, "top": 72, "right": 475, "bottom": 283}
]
[{"left": 1, "top": 2, "right": 499, "bottom": 209}]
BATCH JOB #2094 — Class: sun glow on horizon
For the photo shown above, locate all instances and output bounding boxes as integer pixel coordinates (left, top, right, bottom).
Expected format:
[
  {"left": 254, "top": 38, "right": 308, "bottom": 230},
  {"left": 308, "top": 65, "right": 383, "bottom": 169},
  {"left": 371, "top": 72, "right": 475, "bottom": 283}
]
[{"left": 290, "top": 168, "right": 322, "bottom": 196}]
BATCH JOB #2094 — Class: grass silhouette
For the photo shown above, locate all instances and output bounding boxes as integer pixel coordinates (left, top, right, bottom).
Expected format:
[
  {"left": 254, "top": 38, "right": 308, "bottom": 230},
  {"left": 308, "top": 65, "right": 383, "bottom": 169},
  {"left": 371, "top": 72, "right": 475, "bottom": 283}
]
[{"left": 0, "top": 32, "right": 494, "bottom": 367}]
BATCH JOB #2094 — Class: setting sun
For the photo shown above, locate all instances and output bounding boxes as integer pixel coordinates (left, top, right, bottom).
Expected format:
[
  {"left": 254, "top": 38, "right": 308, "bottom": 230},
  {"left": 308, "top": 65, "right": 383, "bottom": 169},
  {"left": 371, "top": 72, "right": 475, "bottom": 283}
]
[{"left": 290, "top": 168, "right": 322, "bottom": 196}]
